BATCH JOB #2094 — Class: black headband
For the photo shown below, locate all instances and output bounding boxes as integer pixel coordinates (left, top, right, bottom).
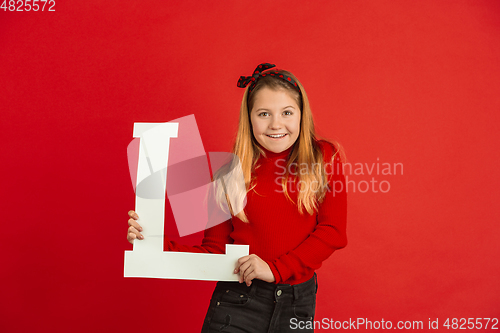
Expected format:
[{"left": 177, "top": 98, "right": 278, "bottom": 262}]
[{"left": 237, "top": 63, "right": 300, "bottom": 94}]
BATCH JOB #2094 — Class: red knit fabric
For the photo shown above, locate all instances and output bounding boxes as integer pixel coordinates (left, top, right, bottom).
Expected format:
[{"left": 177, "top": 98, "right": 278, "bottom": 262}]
[{"left": 165, "top": 140, "right": 347, "bottom": 285}]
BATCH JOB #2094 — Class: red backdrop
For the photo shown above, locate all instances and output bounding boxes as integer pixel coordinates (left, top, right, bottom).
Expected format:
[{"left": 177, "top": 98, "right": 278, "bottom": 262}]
[{"left": 2, "top": 1, "right": 499, "bottom": 332}]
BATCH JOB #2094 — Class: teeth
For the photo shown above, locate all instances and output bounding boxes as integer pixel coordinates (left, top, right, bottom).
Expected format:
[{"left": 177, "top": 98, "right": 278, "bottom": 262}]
[{"left": 267, "top": 134, "right": 286, "bottom": 138}]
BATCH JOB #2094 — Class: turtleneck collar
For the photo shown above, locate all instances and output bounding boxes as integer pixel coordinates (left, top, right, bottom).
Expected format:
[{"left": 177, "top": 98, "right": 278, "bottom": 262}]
[{"left": 259, "top": 143, "right": 294, "bottom": 160}]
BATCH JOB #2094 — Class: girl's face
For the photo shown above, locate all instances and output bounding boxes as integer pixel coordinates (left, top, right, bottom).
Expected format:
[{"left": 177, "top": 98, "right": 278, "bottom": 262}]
[{"left": 250, "top": 87, "right": 301, "bottom": 153}]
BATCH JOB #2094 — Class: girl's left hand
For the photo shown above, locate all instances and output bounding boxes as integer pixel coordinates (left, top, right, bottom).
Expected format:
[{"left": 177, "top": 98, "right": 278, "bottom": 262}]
[{"left": 234, "top": 254, "right": 276, "bottom": 286}]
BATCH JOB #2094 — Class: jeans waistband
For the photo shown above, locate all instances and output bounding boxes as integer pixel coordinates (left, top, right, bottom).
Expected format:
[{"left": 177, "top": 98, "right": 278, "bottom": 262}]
[{"left": 216, "top": 273, "right": 317, "bottom": 303}]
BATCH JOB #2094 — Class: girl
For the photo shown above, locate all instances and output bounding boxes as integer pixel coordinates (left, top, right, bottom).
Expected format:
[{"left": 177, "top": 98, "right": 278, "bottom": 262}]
[{"left": 127, "top": 63, "right": 347, "bottom": 332}]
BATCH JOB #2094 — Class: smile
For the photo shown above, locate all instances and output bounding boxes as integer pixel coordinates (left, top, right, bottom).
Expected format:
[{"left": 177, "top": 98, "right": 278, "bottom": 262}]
[{"left": 266, "top": 134, "right": 287, "bottom": 139}]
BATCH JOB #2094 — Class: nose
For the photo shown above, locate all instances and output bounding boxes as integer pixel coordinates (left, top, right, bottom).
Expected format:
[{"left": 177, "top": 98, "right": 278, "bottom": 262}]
[{"left": 269, "top": 114, "right": 282, "bottom": 130}]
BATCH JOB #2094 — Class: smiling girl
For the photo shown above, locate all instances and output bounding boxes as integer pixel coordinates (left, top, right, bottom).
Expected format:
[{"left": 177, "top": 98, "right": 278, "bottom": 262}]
[{"left": 127, "top": 63, "right": 347, "bottom": 332}]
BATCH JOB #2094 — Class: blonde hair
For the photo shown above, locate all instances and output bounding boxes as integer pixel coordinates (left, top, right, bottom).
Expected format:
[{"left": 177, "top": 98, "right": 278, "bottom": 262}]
[{"left": 212, "top": 68, "right": 345, "bottom": 223}]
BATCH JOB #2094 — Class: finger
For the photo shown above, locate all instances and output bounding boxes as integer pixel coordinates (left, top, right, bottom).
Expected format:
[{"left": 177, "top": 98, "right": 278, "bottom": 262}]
[
  {"left": 234, "top": 255, "right": 250, "bottom": 275},
  {"left": 128, "top": 225, "right": 144, "bottom": 240},
  {"left": 244, "top": 269, "right": 256, "bottom": 286},
  {"left": 235, "top": 255, "right": 252, "bottom": 273},
  {"left": 236, "top": 260, "right": 248, "bottom": 278},
  {"left": 237, "top": 255, "right": 251, "bottom": 265},
  {"left": 128, "top": 210, "right": 139, "bottom": 220},
  {"left": 238, "top": 261, "right": 253, "bottom": 283},
  {"left": 127, "top": 232, "right": 136, "bottom": 244},
  {"left": 234, "top": 260, "right": 245, "bottom": 274},
  {"left": 128, "top": 218, "right": 143, "bottom": 232}
]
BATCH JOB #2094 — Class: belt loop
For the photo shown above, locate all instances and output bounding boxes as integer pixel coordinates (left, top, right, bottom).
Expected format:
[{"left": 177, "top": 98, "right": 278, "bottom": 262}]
[
  {"left": 293, "top": 286, "right": 299, "bottom": 302},
  {"left": 314, "top": 272, "right": 318, "bottom": 294},
  {"left": 249, "top": 280, "right": 257, "bottom": 297}
]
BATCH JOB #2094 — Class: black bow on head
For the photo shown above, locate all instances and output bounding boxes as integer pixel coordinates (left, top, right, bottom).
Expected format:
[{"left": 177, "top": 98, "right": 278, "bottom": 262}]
[
  {"left": 237, "top": 63, "right": 300, "bottom": 94},
  {"left": 237, "top": 63, "right": 276, "bottom": 92}
]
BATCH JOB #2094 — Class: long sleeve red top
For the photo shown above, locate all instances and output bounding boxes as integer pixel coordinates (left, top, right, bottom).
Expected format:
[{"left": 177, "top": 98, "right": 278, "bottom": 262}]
[{"left": 165, "top": 139, "right": 348, "bottom": 285}]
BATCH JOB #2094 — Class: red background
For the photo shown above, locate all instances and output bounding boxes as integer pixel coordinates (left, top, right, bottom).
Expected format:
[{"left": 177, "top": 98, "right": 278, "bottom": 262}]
[{"left": 2, "top": 1, "right": 499, "bottom": 332}]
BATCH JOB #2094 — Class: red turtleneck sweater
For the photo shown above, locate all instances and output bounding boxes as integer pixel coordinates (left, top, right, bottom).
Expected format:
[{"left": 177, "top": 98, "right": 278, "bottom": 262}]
[{"left": 165, "top": 140, "right": 347, "bottom": 285}]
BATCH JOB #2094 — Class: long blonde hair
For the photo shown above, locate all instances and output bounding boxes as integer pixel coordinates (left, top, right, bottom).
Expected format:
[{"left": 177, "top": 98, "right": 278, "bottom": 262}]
[{"left": 212, "top": 68, "right": 345, "bottom": 222}]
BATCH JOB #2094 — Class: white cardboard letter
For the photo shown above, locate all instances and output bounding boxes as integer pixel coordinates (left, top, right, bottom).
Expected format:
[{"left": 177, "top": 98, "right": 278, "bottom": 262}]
[{"left": 124, "top": 122, "right": 248, "bottom": 281}]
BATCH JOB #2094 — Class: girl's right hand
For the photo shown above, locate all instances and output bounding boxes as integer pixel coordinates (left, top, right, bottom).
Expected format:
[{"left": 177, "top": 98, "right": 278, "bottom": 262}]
[{"left": 127, "top": 210, "right": 144, "bottom": 244}]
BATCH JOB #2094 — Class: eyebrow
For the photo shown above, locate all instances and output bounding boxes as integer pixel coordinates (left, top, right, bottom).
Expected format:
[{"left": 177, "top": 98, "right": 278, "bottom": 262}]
[{"left": 254, "top": 106, "right": 296, "bottom": 112}]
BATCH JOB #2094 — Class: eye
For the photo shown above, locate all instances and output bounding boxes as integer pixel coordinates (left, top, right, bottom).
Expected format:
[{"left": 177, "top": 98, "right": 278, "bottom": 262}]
[
  {"left": 258, "top": 112, "right": 269, "bottom": 117},
  {"left": 283, "top": 110, "right": 293, "bottom": 116}
]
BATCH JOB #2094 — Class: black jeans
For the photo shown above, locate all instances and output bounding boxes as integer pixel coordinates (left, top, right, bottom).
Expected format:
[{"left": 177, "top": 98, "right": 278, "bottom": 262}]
[{"left": 201, "top": 273, "right": 318, "bottom": 333}]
